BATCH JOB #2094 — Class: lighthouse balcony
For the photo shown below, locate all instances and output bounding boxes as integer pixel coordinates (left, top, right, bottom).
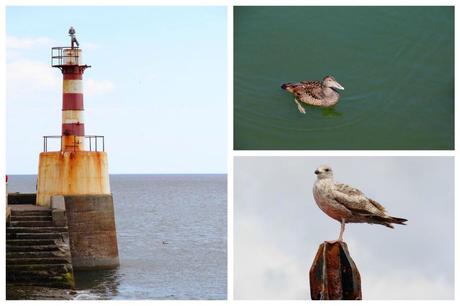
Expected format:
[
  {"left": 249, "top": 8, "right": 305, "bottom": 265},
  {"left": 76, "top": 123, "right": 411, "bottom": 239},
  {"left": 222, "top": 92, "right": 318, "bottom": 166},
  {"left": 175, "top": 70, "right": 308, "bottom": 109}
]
[
  {"left": 51, "top": 47, "right": 85, "bottom": 67},
  {"left": 43, "top": 135, "right": 105, "bottom": 152}
]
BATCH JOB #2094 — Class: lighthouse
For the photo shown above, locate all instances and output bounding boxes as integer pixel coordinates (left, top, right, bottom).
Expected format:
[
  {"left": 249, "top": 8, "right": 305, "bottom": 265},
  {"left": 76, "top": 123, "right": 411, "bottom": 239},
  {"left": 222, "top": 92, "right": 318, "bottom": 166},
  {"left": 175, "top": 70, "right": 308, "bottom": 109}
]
[
  {"left": 37, "top": 27, "right": 110, "bottom": 206},
  {"left": 36, "top": 28, "right": 119, "bottom": 270}
]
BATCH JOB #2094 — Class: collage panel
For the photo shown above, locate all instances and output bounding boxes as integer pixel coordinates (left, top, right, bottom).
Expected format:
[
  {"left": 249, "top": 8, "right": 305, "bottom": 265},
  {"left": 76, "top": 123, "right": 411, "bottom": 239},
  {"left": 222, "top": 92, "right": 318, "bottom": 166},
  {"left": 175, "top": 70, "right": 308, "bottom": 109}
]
[
  {"left": 234, "top": 6, "right": 454, "bottom": 150},
  {"left": 234, "top": 156, "right": 454, "bottom": 300},
  {"left": 5, "top": 6, "right": 227, "bottom": 300}
]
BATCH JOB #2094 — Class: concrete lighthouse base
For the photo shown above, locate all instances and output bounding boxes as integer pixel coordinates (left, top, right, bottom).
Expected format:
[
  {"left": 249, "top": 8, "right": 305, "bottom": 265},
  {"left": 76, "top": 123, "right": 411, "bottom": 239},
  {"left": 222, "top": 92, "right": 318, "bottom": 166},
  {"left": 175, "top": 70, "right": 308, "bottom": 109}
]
[{"left": 37, "top": 151, "right": 110, "bottom": 207}]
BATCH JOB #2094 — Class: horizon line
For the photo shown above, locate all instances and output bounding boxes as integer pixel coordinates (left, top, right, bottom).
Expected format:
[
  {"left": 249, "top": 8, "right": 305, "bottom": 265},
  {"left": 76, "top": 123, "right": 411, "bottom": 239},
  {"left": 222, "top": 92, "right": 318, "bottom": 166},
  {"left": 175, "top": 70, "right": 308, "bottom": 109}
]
[{"left": 7, "top": 173, "right": 228, "bottom": 175}]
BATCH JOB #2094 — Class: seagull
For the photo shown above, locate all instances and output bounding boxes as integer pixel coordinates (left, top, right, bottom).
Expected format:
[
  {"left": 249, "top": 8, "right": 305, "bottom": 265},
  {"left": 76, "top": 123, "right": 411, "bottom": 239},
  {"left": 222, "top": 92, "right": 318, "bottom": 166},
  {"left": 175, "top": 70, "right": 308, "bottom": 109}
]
[
  {"left": 281, "top": 75, "right": 344, "bottom": 114},
  {"left": 312, "top": 165, "right": 407, "bottom": 242}
]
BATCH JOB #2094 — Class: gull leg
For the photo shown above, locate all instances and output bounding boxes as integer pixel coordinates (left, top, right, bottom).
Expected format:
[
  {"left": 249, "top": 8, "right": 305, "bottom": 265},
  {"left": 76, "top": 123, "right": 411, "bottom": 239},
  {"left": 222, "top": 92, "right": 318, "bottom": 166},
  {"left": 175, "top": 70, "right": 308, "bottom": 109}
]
[
  {"left": 338, "top": 219, "right": 345, "bottom": 242},
  {"left": 326, "top": 219, "right": 346, "bottom": 243},
  {"left": 295, "top": 98, "right": 306, "bottom": 114}
]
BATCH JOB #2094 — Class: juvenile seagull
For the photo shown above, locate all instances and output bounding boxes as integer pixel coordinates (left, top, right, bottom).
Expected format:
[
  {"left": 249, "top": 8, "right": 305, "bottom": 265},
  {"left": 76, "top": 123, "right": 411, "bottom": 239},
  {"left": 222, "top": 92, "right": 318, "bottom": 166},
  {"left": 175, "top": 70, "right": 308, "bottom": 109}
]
[
  {"left": 313, "top": 165, "right": 407, "bottom": 242},
  {"left": 281, "top": 75, "right": 344, "bottom": 114}
]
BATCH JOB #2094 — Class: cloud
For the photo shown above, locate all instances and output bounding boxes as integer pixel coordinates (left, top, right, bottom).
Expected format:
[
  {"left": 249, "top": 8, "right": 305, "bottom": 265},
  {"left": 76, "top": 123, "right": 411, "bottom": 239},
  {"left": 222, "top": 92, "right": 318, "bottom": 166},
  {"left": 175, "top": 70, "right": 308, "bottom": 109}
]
[
  {"left": 7, "top": 59, "right": 114, "bottom": 102},
  {"left": 365, "top": 270, "right": 453, "bottom": 299},
  {"left": 7, "top": 59, "right": 60, "bottom": 99},
  {"left": 235, "top": 215, "right": 307, "bottom": 299},
  {"left": 7, "top": 35, "right": 55, "bottom": 49},
  {"left": 86, "top": 78, "right": 115, "bottom": 95}
]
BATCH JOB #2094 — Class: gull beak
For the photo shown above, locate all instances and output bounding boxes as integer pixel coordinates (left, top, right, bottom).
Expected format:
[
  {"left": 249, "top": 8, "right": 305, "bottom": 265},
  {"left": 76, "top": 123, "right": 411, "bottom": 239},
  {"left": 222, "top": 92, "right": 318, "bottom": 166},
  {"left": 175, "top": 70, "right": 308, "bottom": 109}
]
[{"left": 334, "top": 81, "right": 345, "bottom": 90}]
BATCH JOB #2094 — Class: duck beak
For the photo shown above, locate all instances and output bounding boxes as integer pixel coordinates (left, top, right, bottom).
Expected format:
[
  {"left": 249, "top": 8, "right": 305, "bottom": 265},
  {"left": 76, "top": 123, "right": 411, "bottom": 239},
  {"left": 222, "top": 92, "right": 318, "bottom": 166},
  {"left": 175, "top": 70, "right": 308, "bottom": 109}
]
[{"left": 334, "top": 81, "right": 345, "bottom": 90}]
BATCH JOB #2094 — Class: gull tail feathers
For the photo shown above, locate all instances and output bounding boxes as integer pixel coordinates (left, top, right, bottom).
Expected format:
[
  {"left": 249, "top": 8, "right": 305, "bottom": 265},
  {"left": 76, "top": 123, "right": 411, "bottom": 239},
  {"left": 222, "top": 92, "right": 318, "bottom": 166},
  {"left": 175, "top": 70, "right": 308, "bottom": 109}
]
[
  {"left": 366, "top": 215, "right": 407, "bottom": 228},
  {"left": 388, "top": 216, "right": 408, "bottom": 225}
]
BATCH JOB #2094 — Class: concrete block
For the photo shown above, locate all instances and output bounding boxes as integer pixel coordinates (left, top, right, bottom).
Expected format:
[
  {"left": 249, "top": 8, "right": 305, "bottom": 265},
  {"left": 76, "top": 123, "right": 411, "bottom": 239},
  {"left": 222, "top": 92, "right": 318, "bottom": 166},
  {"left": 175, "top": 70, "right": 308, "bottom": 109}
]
[
  {"left": 64, "top": 194, "right": 119, "bottom": 270},
  {"left": 51, "top": 195, "right": 66, "bottom": 210}
]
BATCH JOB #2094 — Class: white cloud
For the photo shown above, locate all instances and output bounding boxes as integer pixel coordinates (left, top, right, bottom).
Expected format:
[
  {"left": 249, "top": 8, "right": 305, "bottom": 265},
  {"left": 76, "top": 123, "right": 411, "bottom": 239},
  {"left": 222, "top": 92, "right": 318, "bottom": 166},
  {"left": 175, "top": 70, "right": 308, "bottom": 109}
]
[
  {"left": 365, "top": 270, "right": 453, "bottom": 299},
  {"left": 7, "top": 58, "right": 114, "bottom": 101},
  {"left": 7, "top": 35, "right": 55, "bottom": 49},
  {"left": 235, "top": 216, "right": 307, "bottom": 299},
  {"left": 7, "top": 59, "right": 60, "bottom": 100},
  {"left": 86, "top": 78, "right": 115, "bottom": 95}
]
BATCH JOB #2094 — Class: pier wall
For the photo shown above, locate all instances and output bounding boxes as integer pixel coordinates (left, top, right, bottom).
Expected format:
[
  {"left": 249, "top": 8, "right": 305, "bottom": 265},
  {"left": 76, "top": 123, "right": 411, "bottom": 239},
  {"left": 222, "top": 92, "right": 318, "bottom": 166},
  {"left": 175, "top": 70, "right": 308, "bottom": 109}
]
[
  {"left": 8, "top": 193, "right": 37, "bottom": 205},
  {"left": 64, "top": 194, "right": 119, "bottom": 270}
]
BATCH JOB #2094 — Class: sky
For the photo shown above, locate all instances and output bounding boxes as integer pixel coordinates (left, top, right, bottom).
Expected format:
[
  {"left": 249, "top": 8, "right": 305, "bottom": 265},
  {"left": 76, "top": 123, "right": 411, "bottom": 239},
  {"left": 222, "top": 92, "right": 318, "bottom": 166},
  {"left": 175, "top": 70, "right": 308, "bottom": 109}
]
[
  {"left": 6, "top": 6, "right": 227, "bottom": 174},
  {"left": 234, "top": 156, "right": 454, "bottom": 300}
]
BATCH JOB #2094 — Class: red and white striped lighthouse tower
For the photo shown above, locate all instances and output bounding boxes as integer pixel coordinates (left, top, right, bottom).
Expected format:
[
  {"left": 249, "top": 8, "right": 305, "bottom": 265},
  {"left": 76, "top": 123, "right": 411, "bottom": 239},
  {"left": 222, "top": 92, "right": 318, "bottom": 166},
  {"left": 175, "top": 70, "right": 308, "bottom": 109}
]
[{"left": 56, "top": 27, "right": 89, "bottom": 151}]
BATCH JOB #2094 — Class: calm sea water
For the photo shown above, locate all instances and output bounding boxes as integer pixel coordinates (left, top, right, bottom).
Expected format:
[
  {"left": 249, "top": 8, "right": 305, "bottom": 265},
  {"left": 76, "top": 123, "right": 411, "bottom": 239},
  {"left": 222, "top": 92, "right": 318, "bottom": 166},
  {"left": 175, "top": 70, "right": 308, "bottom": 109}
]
[
  {"left": 7, "top": 174, "right": 227, "bottom": 300},
  {"left": 234, "top": 6, "right": 454, "bottom": 150}
]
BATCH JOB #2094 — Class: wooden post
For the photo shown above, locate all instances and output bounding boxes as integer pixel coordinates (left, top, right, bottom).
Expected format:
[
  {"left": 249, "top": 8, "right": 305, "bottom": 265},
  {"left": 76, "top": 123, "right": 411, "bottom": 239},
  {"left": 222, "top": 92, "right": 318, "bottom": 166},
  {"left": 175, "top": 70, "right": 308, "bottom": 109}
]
[{"left": 309, "top": 241, "right": 362, "bottom": 300}]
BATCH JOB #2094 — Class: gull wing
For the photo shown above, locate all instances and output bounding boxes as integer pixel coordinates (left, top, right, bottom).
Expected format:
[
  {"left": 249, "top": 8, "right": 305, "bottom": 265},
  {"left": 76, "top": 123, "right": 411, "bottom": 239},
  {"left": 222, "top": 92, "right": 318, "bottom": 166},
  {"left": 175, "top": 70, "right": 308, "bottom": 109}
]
[{"left": 333, "top": 183, "right": 386, "bottom": 215}]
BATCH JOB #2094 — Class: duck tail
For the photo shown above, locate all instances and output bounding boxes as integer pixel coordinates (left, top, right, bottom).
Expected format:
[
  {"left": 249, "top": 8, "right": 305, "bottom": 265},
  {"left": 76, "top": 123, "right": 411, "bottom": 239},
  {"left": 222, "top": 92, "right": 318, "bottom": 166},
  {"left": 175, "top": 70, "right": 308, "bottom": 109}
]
[{"left": 281, "top": 83, "right": 290, "bottom": 90}]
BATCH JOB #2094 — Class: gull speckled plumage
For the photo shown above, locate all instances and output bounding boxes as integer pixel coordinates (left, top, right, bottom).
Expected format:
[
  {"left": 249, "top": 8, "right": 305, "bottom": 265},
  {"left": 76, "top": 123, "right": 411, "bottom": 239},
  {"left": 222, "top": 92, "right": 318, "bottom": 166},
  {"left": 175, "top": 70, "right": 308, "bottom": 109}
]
[
  {"left": 281, "top": 75, "right": 344, "bottom": 114},
  {"left": 312, "top": 165, "right": 407, "bottom": 242}
]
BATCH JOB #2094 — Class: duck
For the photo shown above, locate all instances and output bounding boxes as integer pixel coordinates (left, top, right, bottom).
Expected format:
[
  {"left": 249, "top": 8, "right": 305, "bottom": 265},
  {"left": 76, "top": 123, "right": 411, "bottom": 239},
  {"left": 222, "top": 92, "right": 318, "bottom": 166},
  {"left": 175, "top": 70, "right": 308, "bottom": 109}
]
[{"left": 281, "top": 75, "right": 345, "bottom": 114}]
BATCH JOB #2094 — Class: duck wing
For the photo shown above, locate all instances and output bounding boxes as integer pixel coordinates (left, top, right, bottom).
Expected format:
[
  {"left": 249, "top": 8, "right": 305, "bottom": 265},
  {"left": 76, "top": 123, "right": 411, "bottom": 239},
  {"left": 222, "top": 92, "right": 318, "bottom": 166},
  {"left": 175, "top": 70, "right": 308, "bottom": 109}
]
[
  {"left": 295, "top": 82, "right": 325, "bottom": 104},
  {"left": 300, "top": 80, "right": 322, "bottom": 89}
]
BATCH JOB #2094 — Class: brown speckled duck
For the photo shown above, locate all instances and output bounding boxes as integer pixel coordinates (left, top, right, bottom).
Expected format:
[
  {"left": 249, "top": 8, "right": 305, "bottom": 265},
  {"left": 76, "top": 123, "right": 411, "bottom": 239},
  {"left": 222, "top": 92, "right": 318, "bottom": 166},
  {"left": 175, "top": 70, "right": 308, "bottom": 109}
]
[{"left": 281, "top": 75, "right": 345, "bottom": 114}]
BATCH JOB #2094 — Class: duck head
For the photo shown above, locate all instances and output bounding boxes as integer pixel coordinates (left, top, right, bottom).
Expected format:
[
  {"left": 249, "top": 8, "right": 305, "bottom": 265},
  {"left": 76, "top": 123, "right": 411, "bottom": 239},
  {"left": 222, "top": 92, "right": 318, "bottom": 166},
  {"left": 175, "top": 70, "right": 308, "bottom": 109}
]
[{"left": 322, "top": 75, "right": 344, "bottom": 90}]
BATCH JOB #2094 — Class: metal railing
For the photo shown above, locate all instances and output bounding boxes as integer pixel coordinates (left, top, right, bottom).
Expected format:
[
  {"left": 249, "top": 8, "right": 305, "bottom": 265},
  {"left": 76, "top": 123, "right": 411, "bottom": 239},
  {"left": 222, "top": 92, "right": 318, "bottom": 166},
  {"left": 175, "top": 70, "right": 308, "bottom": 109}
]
[
  {"left": 43, "top": 135, "right": 105, "bottom": 152},
  {"left": 51, "top": 47, "right": 80, "bottom": 67}
]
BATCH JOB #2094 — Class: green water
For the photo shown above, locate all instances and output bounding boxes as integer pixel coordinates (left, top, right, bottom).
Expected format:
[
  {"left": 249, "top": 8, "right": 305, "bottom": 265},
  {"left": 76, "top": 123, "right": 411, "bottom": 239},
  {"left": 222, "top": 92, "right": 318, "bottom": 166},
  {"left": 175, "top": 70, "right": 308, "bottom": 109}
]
[{"left": 234, "top": 6, "right": 454, "bottom": 150}]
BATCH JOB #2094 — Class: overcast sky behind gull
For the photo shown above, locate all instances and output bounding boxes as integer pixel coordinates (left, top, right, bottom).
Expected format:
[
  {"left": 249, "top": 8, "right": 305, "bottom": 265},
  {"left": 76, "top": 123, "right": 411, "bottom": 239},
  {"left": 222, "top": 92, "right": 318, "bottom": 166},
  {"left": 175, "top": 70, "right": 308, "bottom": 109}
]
[
  {"left": 234, "top": 156, "right": 454, "bottom": 300},
  {"left": 6, "top": 6, "right": 227, "bottom": 174}
]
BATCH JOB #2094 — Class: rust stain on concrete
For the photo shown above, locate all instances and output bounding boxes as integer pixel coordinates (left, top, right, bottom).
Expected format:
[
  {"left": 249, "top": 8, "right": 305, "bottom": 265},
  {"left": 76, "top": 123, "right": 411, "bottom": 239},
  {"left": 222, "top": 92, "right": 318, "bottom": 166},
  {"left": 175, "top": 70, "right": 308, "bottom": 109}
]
[{"left": 36, "top": 151, "right": 110, "bottom": 206}]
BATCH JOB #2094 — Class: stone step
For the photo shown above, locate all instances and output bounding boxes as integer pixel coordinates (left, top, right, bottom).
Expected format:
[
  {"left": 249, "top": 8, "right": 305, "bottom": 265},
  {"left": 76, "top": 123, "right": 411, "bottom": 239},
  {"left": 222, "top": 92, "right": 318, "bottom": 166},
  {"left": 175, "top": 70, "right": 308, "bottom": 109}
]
[
  {"left": 7, "top": 227, "right": 68, "bottom": 234},
  {"left": 7, "top": 257, "right": 71, "bottom": 265},
  {"left": 7, "top": 263, "right": 72, "bottom": 273},
  {"left": 10, "top": 221, "right": 55, "bottom": 227},
  {"left": 7, "top": 266, "right": 74, "bottom": 289},
  {"left": 10, "top": 215, "right": 53, "bottom": 222},
  {"left": 11, "top": 210, "right": 51, "bottom": 217},
  {"left": 6, "top": 276, "right": 73, "bottom": 288},
  {"left": 6, "top": 281, "right": 74, "bottom": 289},
  {"left": 6, "top": 245, "right": 60, "bottom": 252},
  {"left": 6, "top": 251, "right": 69, "bottom": 259},
  {"left": 7, "top": 239, "right": 58, "bottom": 246},
  {"left": 7, "top": 232, "right": 64, "bottom": 240}
]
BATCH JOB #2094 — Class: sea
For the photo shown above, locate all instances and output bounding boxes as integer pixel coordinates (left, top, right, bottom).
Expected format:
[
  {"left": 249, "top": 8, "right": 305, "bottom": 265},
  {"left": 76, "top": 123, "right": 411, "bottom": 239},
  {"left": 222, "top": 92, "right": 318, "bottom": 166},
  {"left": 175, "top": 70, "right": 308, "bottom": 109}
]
[
  {"left": 234, "top": 6, "right": 454, "bottom": 150},
  {"left": 6, "top": 174, "right": 227, "bottom": 300}
]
